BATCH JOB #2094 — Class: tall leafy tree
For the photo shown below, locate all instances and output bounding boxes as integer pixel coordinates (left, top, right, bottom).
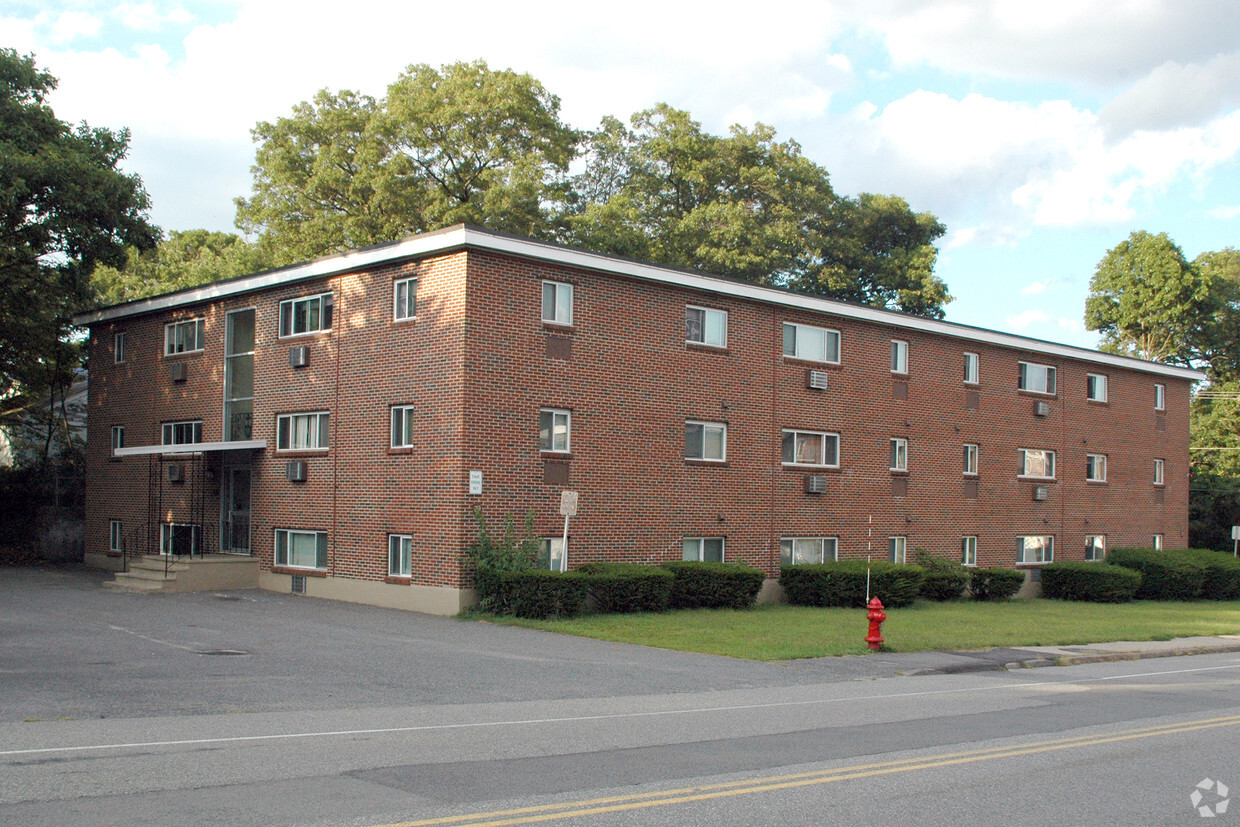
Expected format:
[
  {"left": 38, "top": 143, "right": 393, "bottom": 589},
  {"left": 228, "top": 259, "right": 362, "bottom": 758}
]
[
  {"left": 91, "top": 229, "right": 274, "bottom": 305},
  {"left": 1191, "top": 247, "right": 1240, "bottom": 383}
]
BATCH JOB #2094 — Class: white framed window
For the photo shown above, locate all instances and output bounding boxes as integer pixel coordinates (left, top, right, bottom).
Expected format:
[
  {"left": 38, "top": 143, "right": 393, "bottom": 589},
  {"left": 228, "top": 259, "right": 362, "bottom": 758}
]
[
  {"left": 889, "top": 536, "right": 907, "bottom": 564},
  {"left": 1086, "top": 373, "right": 1108, "bottom": 402},
  {"left": 160, "top": 523, "right": 200, "bottom": 556},
  {"left": 685, "top": 420, "right": 727, "bottom": 462},
  {"left": 780, "top": 537, "right": 838, "bottom": 566},
  {"left": 1017, "top": 535, "right": 1053, "bottom": 565},
  {"left": 1019, "top": 448, "right": 1055, "bottom": 479},
  {"left": 161, "top": 420, "right": 202, "bottom": 446},
  {"left": 961, "top": 536, "right": 978, "bottom": 567},
  {"left": 388, "top": 534, "right": 412, "bottom": 577},
  {"left": 781, "top": 429, "right": 839, "bottom": 467},
  {"left": 1154, "top": 383, "right": 1166, "bottom": 411},
  {"left": 682, "top": 536, "right": 724, "bottom": 562},
  {"left": 890, "top": 339, "right": 908, "bottom": 374},
  {"left": 1086, "top": 453, "right": 1107, "bottom": 482},
  {"left": 963, "top": 443, "right": 979, "bottom": 476},
  {"left": 541, "top": 537, "right": 566, "bottom": 570},
  {"left": 782, "top": 322, "right": 840, "bottom": 364},
  {"left": 393, "top": 277, "right": 417, "bottom": 321},
  {"left": 275, "top": 528, "right": 327, "bottom": 569},
  {"left": 541, "top": 280, "right": 573, "bottom": 326},
  {"left": 111, "top": 425, "right": 125, "bottom": 454},
  {"left": 164, "top": 319, "right": 204, "bottom": 355},
  {"left": 1085, "top": 535, "right": 1106, "bottom": 561},
  {"left": 539, "top": 408, "right": 571, "bottom": 453},
  {"left": 685, "top": 306, "right": 727, "bottom": 348},
  {"left": 391, "top": 405, "right": 415, "bottom": 448},
  {"left": 1154, "top": 458, "right": 1165, "bottom": 485},
  {"left": 279, "top": 293, "right": 333, "bottom": 338},
  {"left": 889, "top": 438, "right": 908, "bottom": 472},
  {"left": 109, "top": 520, "right": 123, "bottom": 552},
  {"left": 964, "top": 352, "right": 979, "bottom": 385},
  {"left": 1152, "top": 533, "right": 1164, "bottom": 550},
  {"left": 114, "top": 332, "right": 126, "bottom": 364},
  {"left": 1018, "top": 361, "right": 1056, "bottom": 395},
  {"left": 276, "top": 412, "right": 329, "bottom": 451}
]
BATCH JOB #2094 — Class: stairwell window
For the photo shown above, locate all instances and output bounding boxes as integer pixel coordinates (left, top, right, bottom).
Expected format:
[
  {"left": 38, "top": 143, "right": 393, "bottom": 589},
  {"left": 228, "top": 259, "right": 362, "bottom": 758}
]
[
  {"left": 964, "top": 352, "right": 979, "bottom": 385},
  {"left": 963, "top": 443, "right": 979, "bottom": 476},
  {"left": 164, "top": 319, "right": 204, "bottom": 355},
  {"left": 890, "top": 438, "right": 908, "bottom": 472},
  {"left": 111, "top": 425, "right": 125, "bottom": 455},
  {"left": 275, "top": 528, "right": 327, "bottom": 569},
  {"left": 1154, "top": 384, "right": 1166, "bottom": 411},
  {"left": 782, "top": 322, "right": 840, "bottom": 364},
  {"left": 277, "top": 412, "right": 329, "bottom": 451},
  {"left": 542, "top": 280, "right": 573, "bottom": 326},
  {"left": 683, "top": 537, "right": 724, "bottom": 562},
  {"left": 1018, "top": 362, "right": 1056, "bottom": 395},
  {"left": 388, "top": 534, "right": 411, "bottom": 577},
  {"left": 110, "top": 520, "right": 123, "bottom": 552},
  {"left": 114, "top": 332, "right": 126, "bottom": 364},
  {"left": 685, "top": 306, "right": 727, "bottom": 348},
  {"left": 393, "top": 278, "right": 417, "bottom": 321},
  {"left": 1154, "top": 458, "right": 1165, "bottom": 485},
  {"left": 961, "top": 536, "right": 977, "bottom": 567},
  {"left": 279, "top": 293, "right": 333, "bottom": 338},
  {"left": 891, "top": 340, "right": 908, "bottom": 374}
]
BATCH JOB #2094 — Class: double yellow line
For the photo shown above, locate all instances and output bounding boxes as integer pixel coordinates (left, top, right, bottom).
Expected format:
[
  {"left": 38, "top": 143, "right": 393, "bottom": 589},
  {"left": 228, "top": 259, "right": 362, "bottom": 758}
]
[{"left": 376, "top": 713, "right": 1240, "bottom": 826}]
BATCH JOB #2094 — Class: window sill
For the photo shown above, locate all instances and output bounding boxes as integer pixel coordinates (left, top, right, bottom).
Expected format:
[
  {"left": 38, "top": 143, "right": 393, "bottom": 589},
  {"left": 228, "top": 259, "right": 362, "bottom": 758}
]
[
  {"left": 1016, "top": 389, "right": 1057, "bottom": 398},
  {"left": 162, "top": 351, "right": 203, "bottom": 359},
  {"left": 889, "top": 469, "right": 909, "bottom": 476},
  {"left": 1086, "top": 399, "right": 1109, "bottom": 406},
  {"left": 388, "top": 446, "right": 416, "bottom": 455},
  {"left": 783, "top": 463, "right": 841, "bottom": 471},
  {"left": 540, "top": 451, "right": 572, "bottom": 460},
  {"left": 541, "top": 322, "right": 574, "bottom": 333},
  {"left": 393, "top": 315, "right": 417, "bottom": 325},
  {"left": 891, "top": 371, "right": 909, "bottom": 378},
  {"left": 685, "top": 458, "right": 728, "bottom": 467},
  {"left": 686, "top": 342, "right": 729, "bottom": 353},
  {"left": 278, "top": 330, "right": 332, "bottom": 341},
  {"left": 1015, "top": 561, "right": 1051, "bottom": 568},
  {"left": 274, "top": 449, "right": 329, "bottom": 457},
  {"left": 1086, "top": 479, "right": 1107, "bottom": 485},
  {"left": 385, "top": 575, "right": 411, "bottom": 585},
  {"left": 272, "top": 566, "right": 328, "bottom": 577},
  {"left": 1017, "top": 476, "right": 1056, "bottom": 482},
  {"left": 783, "top": 356, "right": 840, "bottom": 368}
]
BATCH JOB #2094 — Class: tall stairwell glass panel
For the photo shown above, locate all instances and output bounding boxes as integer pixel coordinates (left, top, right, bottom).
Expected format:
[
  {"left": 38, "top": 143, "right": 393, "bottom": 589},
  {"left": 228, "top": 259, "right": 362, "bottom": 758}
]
[{"left": 224, "top": 309, "right": 255, "bottom": 440}]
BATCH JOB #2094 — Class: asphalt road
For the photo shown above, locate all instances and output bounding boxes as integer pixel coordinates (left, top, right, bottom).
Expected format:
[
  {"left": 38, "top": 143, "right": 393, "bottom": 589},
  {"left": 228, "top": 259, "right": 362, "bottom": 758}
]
[{"left": 2, "top": 568, "right": 1239, "bottom": 825}]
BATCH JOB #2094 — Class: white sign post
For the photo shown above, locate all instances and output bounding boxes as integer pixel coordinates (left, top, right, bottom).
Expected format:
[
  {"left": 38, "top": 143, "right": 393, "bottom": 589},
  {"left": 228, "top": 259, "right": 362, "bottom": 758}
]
[
  {"left": 1231, "top": 525, "right": 1240, "bottom": 557},
  {"left": 559, "top": 491, "right": 579, "bottom": 572}
]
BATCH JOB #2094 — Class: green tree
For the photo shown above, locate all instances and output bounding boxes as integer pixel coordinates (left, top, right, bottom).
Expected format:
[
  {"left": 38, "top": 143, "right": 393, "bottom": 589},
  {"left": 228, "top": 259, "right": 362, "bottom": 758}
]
[
  {"left": 1190, "top": 382, "right": 1240, "bottom": 549},
  {"left": 1191, "top": 247, "right": 1240, "bottom": 382},
  {"left": 91, "top": 229, "right": 274, "bottom": 305}
]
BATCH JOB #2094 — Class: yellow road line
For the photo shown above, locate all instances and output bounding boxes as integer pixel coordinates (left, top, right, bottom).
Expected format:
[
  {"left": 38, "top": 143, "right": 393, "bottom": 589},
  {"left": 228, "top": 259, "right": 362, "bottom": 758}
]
[{"left": 376, "top": 713, "right": 1240, "bottom": 827}]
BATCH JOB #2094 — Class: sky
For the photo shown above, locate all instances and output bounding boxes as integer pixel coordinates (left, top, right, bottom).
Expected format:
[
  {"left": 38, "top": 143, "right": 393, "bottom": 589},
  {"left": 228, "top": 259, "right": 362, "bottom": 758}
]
[{"left": 6, "top": 0, "right": 1240, "bottom": 349}]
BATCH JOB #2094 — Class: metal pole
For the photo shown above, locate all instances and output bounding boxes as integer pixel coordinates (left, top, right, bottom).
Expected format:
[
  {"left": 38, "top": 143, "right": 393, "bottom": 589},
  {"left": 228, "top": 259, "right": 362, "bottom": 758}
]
[{"left": 560, "top": 515, "right": 570, "bottom": 572}]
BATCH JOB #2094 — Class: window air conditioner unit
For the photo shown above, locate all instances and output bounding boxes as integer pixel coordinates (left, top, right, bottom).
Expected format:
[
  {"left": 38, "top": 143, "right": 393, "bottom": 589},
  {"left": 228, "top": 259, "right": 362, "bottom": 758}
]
[
  {"left": 286, "top": 460, "right": 307, "bottom": 482},
  {"left": 1034, "top": 400, "right": 1050, "bottom": 417},
  {"left": 166, "top": 463, "right": 185, "bottom": 483},
  {"left": 168, "top": 362, "right": 187, "bottom": 383},
  {"left": 289, "top": 346, "right": 310, "bottom": 368},
  {"left": 1033, "top": 485, "right": 1049, "bottom": 501},
  {"left": 805, "top": 475, "right": 828, "bottom": 494},
  {"left": 807, "top": 370, "right": 829, "bottom": 390}
]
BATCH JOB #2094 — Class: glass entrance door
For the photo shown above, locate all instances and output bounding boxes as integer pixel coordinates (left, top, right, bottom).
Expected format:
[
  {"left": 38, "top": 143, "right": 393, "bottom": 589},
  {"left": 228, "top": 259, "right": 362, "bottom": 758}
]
[{"left": 221, "top": 466, "right": 251, "bottom": 554}]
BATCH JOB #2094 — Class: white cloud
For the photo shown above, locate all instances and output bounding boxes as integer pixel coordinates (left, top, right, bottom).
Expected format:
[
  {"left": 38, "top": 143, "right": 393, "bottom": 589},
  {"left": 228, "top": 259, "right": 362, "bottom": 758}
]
[
  {"left": 1209, "top": 205, "right": 1240, "bottom": 220},
  {"left": 1021, "top": 280, "right": 1050, "bottom": 296},
  {"left": 116, "top": 3, "right": 194, "bottom": 31},
  {"left": 50, "top": 11, "right": 101, "bottom": 44},
  {"left": 1102, "top": 53, "right": 1240, "bottom": 135},
  {"left": 1056, "top": 317, "right": 1082, "bottom": 332},
  {"left": 1005, "top": 309, "right": 1050, "bottom": 330}
]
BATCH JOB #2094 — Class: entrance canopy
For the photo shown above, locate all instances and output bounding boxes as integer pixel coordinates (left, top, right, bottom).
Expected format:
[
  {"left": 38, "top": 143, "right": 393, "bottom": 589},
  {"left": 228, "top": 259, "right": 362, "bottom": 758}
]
[{"left": 113, "top": 439, "right": 266, "bottom": 457}]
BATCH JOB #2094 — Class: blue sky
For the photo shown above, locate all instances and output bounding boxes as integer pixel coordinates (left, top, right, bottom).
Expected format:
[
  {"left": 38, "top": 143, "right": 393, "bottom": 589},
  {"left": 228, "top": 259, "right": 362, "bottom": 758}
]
[{"left": 7, "top": 1, "right": 1239, "bottom": 349}]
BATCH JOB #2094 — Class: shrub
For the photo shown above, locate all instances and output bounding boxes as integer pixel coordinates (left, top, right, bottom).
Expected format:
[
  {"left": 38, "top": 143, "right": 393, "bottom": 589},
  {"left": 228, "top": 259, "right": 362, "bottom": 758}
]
[
  {"left": 463, "top": 508, "right": 541, "bottom": 613},
  {"left": 779, "top": 561, "right": 924, "bottom": 608},
  {"left": 913, "top": 549, "right": 969, "bottom": 601},
  {"left": 494, "top": 569, "right": 589, "bottom": 619},
  {"left": 661, "top": 561, "right": 766, "bottom": 609},
  {"left": 577, "top": 563, "right": 673, "bottom": 613},
  {"left": 1040, "top": 561, "right": 1142, "bottom": 603},
  {"left": 1179, "top": 549, "right": 1240, "bottom": 601},
  {"left": 968, "top": 567, "right": 1025, "bottom": 601},
  {"left": 1107, "top": 548, "right": 1205, "bottom": 601}
]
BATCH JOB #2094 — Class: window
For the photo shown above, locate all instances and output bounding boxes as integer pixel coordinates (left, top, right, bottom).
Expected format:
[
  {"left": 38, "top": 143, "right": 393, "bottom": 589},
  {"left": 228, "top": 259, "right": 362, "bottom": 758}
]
[
  {"left": 275, "top": 528, "right": 327, "bottom": 569},
  {"left": 111, "top": 425, "right": 125, "bottom": 454},
  {"left": 780, "top": 537, "right": 838, "bottom": 566},
  {"left": 963, "top": 443, "right": 979, "bottom": 476},
  {"left": 964, "top": 352, "right": 979, "bottom": 385},
  {"left": 391, "top": 405, "right": 415, "bottom": 448},
  {"left": 393, "top": 277, "right": 417, "bottom": 321},
  {"left": 961, "top": 536, "right": 978, "bottom": 567},
  {"left": 685, "top": 421, "right": 726, "bottom": 462},
  {"left": 164, "top": 319, "right": 204, "bottom": 355},
  {"left": 890, "top": 340, "right": 908, "bottom": 374},
  {"left": 159, "top": 523, "right": 199, "bottom": 556},
  {"left": 1086, "top": 454, "right": 1107, "bottom": 482},
  {"left": 782, "top": 322, "right": 840, "bottom": 364},
  {"left": 1018, "top": 361, "right": 1056, "bottom": 395},
  {"left": 1019, "top": 448, "right": 1055, "bottom": 479},
  {"left": 685, "top": 306, "right": 727, "bottom": 347},
  {"left": 1017, "top": 535, "right": 1053, "bottom": 565},
  {"left": 388, "top": 534, "right": 411, "bottom": 577},
  {"left": 114, "top": 332, "right": 126, "bottom": 364},
  {"left": 889, "top": 536, "right": 907, "bottom": 564},
  {"left": 1154, "top": 383, "right": 1166, "bottom": 411},
  {"left": 889, "top": 438, "right": 908, "bottom": 472},
  {"left": 781, "top": 429, "right": 839, "bottom": 467},
  {"left": 540, "top": 538, "right": 566, "bottom": 570},
  {"left": 1152, "top": 534, "right": 1164, "bottom": 550},
  {"left": 541, "top": 280, "right": 573, "bottom": 326},
  {"left": 109, "top": 520, "right": 123, "bottom": 552},
  {"left": 276, "top": 412, "right": 329, "bottom": 451},
  {"left": 1154, "top": 458, "right": 1165, "bottom": 485},
  {"left": 279, "top": 293, "right": 333, "bottom": 337},
  {"left": 1086, "top": 374, "right": 1108, "bottom": 402},
  {"left": 683, "top": 537, "right": 724, "bottom": 562},
  {"left": 161, "top": 420, "right": 202, "bottom": 446},
  {"left": 539, "top": 408, "right": 571, "bottom": 453},
  {"left": 1085, "top": 535, "right": 1106, "bottom": 561}
]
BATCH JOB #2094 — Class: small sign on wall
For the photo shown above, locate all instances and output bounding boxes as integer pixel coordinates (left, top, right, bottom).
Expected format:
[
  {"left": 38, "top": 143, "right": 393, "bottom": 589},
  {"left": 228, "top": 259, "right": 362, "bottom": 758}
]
[{"left": 468, "top": 470, "right": 482, "bottom": 496}]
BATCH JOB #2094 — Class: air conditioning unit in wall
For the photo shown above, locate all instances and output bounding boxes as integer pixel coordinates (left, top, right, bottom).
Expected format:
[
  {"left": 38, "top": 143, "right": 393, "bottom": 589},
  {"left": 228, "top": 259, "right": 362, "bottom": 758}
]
[
  {"left": 286, "top": 460, "right": 307, "bottom": 482},
  {"left": 166, "top": 463, "right": 185, "bottom": 483},
  {"left": 289, "top": 346, "right": 310, "bottom": 368},
  {"left": 1033, "top": 485, "right": 1049, "bottom": 501},
  {"left": 1034, "top": 400, "right": 1050, "bottom": 417},
  {"left": 168, "top": 362, "right": 187, "bottom": 383},
  {"left": 807, "top": 370, "right": 829, "bottom": 390},
  {"left": 805, "top": 475, "right": 828, "bottom": 494}
]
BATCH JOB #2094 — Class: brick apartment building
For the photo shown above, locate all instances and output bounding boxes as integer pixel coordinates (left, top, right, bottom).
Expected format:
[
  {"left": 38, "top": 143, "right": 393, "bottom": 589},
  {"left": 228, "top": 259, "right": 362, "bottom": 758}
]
[{"left": 75, "top": 225, "right": 1203, "bottom": 614}]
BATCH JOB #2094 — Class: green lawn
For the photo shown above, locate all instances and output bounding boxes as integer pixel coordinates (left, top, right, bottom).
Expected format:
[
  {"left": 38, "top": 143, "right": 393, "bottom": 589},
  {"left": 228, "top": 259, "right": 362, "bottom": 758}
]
[{"left": 475, "top": 600, "right": 1240, "bottom": 661}]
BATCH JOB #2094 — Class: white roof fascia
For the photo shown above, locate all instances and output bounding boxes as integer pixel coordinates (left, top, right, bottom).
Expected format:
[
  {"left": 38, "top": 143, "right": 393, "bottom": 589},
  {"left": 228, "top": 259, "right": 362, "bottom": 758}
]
[
  {"left": 113, "top": 439, "right": 267, "bottom": 457},
  {"left": 76, "top": 225, "right": 1204, "bottom": 382}
]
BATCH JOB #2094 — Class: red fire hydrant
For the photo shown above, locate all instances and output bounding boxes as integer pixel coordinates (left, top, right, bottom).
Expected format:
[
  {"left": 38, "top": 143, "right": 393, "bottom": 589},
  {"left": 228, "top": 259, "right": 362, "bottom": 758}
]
[{"left": 865, "top": 597, "right": 887, "bottom": 651}]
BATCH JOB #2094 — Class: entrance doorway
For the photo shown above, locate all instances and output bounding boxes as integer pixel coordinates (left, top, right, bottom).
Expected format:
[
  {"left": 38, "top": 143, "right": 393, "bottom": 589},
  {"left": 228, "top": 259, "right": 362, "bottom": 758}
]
[{"left": 221, "top": 466, "right": 252, "bottom": 554}]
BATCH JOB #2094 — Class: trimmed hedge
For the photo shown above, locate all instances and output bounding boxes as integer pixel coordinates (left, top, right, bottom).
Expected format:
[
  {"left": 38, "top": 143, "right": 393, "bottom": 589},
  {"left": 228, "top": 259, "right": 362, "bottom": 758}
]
[
  {"left": 661, "top": 561, "right": 766, "bottom": 609},
  {"left": 576, "top": 563, "right": 674, "bottom": 613},
  {"left": 1040, "top": 561, "right": 1142, "bottom": 603},
  {"left": 968, "top": 567, "right": 1025, "bottom": 601},
  {"left": 1180, "top": 549, "right": 1240, "bottom": 601},
  {"left": 779, "top": 561, "right": 925, "bottom": 608},
  {"left": 913, "top": 549, "right": 969, "bottom": 601},
  {"left": 492, "top": 570, "right": 589, "bottom": 619},
  {"left": 1107, "top": 548, "right": 1205, "bottom": 601}
]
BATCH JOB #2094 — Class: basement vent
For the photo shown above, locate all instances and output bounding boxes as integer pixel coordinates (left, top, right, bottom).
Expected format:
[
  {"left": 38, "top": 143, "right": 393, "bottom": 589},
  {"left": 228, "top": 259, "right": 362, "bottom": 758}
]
[
  {"left": 805, "top": 475, "right": 828, "bottom": 494},
  {"left": 286, "top": 460, "right": 307, "bottom": 483},
  {"left": 289, "top": 346, "right": 310, "bottom": 368},
  {"left": 1034, "top": 400, "right": 1050, "bottom": 417},
  {"left": 165, "top": 463, "right": 185, "bottom": 483},
  {"left": 168, "top": 362, "right": 187, "bottom": 383},
  {"left": 1033, "top": 485, "right": 1049, "bottom": 501},
  {"left": 807, "top": 370, "right": 829, "bottom": 390},
  {"left": 290, "top": 575, "right": 306, "bottom": 595}
]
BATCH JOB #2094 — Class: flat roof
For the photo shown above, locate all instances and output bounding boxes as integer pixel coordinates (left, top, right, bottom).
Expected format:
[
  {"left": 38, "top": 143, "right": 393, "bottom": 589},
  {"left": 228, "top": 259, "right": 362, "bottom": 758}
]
[{"left": 73, "top": 224, "right": 1204, "bottom": 382}]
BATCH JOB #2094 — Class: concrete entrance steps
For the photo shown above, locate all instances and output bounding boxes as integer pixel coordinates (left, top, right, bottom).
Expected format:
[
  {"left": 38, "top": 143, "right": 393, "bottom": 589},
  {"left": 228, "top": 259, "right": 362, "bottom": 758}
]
[{"left": 103, "top": 555, "right": 259, "bottom": 593}]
